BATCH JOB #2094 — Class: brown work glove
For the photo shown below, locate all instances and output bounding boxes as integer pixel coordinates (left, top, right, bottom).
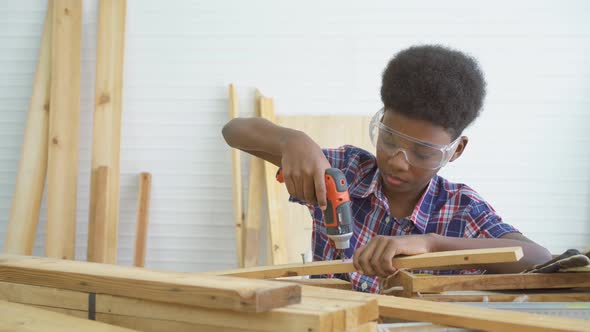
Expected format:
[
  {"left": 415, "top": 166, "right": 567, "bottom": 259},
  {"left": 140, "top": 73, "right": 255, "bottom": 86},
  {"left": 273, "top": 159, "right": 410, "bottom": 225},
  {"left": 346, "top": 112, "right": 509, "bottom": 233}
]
[{"left": 524, "top": 249, "right": 590, "bottom": 273}]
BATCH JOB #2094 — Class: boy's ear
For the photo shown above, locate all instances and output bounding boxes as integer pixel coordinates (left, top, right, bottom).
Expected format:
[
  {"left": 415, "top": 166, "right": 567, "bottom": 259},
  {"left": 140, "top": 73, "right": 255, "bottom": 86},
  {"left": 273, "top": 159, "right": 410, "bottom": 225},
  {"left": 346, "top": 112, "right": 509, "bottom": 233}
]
[{"left": 449, "top": 136, "right": 468, "bottom": 162}]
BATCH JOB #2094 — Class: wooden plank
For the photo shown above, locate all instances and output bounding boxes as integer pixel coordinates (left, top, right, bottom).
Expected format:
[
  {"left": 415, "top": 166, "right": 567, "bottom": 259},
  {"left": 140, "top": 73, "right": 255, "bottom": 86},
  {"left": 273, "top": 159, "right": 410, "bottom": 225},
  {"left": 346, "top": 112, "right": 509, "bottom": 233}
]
[
  {"left": 259, "top": 96, "right": 288, "bottom": 265},
  {"left": 385, "top": 272, "right": 590, "bottom": 294},
  {"left": 243, "top": 91, "right": 265, "bottom": 268},
  {"left": 88, "top": 166, "right": 109, "bottom": 263},
  {"left": 87, "top": 0, "right": 126, "bottom": 264},
  {"left": 377, "top": 293, "right": 590, "bottom": 332},
  {"left": 244, "top": 155, "right": 264, "bottom": 267},
  {"left": 133, "top": 172, "right": 152, "bottom": 267},
  {"left": 0, "top": 254, "right": 300, "bottom": 313},
  {"left": 0, "top": 281, "right": 341, "bottom": 332},
  {"left": 46, "top": 0, "right": 82, "bottom": 260},
  {"left": 301, "top": 286, "right": 590, "bottom": 332},
  {"left": 413, "top": 289, "right": 590, "bottom": 303},
  {"left": 274, "top": 277, "right": 353, "bottom": 290},
  {"left": 346, "top": 322, "right": 378, "bottom": 332},
  {"left": 0, "top": 300, "right": 137, "bottom": 332},
  {"left": 4, "top": 0, "right": 53, "bottom": 256},
  {"left": 229, "top": 84, "right": 245, "bottom": 268},
  {"left": 212, "top": 247, "right": 524, "bottom": 278}
]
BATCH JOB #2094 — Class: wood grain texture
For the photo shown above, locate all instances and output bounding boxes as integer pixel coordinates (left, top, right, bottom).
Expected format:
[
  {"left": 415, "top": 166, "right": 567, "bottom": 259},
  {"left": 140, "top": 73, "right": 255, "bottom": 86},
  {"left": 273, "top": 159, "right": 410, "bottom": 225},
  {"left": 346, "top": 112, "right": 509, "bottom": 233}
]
[
  {"left": 383, "top": 271, "right": 590, "bottom": 294},
  {"left": 46, "top": 0, "right": 82, "bottom": 260},
  {"left": 0, "top": 254, "right": 300, "bottom": 313},
  {"left": 243, "top": 91, "right": 265, "bottom": 268},
  {"left": 0, "top": 299, "right": 137, "bottom": 332},
  {"left": 87, "top": 0, "right": 127, "bottom": 264},
  {"left": 133, "top": 172, "right": 152, "bottom": 267},
  {"left": 213, "top": 247, "right": 524, "bottom": 279},
  {"left": 302, "top": 286, "right": 590, "bottom": 332},
  {"left": 4, "top": 0, "right": 53, "bottom": 256},
  {"left": 0, "top": 280, "right": 376, "bottom": 332},
  {"left": 88, "top": 166, "right": 109, "bottom": 263},
  {"left": 260, "top": 96, "right": 288, "bottom": 265},
  {"left": 229, "top": 84, "right": 245, "bottom": 268},
  {"left": 412, "top": 289, "right": 590, "bottom": 303}
]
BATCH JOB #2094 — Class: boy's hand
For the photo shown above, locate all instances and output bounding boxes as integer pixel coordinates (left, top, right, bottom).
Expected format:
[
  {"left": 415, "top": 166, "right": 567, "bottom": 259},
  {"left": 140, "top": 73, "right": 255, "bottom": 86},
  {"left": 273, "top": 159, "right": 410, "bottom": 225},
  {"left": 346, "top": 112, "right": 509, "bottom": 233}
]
[
  {"left": 280, "top": 131, "right": 331, "bottom": 210},
  {"left": 352, "top": 234, "right": 436, "bottom": 277}
]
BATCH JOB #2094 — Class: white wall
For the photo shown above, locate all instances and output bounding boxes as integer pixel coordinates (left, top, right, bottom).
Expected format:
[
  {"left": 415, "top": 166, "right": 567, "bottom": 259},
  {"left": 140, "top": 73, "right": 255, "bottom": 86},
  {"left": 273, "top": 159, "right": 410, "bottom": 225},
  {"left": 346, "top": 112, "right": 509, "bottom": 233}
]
[{"left": 0, "top": 0, "right": 588, "bottom": 272}]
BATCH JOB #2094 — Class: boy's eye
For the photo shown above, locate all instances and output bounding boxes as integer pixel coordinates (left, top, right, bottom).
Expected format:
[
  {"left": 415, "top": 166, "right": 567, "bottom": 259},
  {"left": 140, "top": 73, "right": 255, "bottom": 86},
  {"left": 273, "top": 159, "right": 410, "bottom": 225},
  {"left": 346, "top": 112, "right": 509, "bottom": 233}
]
[{"left": 412, "top": 150, "right": 435, "bottom": 160}]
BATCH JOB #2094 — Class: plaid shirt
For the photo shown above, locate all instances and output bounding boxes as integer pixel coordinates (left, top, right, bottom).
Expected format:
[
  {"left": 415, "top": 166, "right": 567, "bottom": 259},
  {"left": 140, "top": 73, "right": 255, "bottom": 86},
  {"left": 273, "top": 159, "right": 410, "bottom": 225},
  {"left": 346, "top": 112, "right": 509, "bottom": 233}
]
[{"left": 290, "top": 145, "right": 519, "bottom": 293}]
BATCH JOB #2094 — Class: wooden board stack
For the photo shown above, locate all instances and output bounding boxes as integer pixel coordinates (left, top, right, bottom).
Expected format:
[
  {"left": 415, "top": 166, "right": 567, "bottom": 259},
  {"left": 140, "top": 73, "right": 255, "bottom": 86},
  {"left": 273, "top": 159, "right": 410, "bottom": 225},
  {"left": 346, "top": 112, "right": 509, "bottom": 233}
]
[{"left": 0, "top": 254, "right": 379, "bottom": 332}]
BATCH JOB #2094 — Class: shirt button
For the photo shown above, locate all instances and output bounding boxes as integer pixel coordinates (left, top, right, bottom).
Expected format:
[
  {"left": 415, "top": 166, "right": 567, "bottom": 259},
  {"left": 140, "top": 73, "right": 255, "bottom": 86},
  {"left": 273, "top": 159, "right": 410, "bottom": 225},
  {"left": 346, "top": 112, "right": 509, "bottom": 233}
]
[
  {"left": 385, "top": 216, "right": 390, "bottom": 223},
  {"left": 361, "top": 282, "right": 368, "bottom": 290}
]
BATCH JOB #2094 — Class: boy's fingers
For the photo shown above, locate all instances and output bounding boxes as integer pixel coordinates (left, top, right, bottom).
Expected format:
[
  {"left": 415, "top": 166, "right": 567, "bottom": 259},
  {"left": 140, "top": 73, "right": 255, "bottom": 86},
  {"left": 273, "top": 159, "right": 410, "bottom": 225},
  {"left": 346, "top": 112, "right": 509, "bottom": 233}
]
[
  {"left": 380, "top": 241, "right": 398, "bottom": 276},
  {"left": 357, "top": 242, "right": 378, "bottom": 276},
  {"left": 370, "top": 238, "right": 390, "bottom": 277},
  {"left": 302, "top": 176, "right": 317, "bottom": 205},
  {"left": 314, "top": 171, "right": 327, "bottom": 210}
]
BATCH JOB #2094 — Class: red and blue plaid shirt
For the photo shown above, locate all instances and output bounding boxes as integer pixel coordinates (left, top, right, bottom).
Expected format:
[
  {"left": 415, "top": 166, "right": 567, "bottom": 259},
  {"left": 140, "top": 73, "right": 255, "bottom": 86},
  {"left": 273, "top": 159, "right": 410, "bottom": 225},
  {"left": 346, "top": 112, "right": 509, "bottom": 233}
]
[{"left": 290, "top": 145, "right": 519, "bottom": 293}]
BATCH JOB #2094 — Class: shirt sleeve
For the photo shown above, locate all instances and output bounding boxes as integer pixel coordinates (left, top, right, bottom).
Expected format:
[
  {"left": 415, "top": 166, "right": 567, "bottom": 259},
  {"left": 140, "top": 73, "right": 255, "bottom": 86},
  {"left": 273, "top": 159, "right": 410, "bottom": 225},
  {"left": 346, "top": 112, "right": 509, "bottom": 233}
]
[{"left": 464, "top": 201, "right": 520, "bottom": 238}]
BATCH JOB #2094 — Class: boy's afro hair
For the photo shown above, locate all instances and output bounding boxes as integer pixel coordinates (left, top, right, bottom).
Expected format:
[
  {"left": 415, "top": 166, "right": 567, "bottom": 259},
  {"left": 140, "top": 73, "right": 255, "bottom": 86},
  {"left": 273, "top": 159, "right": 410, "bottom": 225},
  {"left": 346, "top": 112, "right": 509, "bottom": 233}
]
[{"left": 380, "top": 45, "right": 486, "bottom": 137}]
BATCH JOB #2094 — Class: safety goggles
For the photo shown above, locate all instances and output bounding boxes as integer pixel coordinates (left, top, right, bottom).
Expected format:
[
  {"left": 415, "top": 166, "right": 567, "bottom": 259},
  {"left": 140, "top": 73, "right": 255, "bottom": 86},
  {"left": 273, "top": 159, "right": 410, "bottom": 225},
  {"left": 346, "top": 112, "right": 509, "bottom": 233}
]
[{"left": 369, "top": 108, "right": 461, "bottom": 170}]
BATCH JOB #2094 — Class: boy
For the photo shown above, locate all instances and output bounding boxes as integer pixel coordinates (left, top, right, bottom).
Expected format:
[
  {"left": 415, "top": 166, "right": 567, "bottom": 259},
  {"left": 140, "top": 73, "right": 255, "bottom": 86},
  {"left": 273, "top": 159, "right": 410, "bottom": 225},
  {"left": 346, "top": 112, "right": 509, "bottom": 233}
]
[{"left": 223, "top": 45, "right": 551, "bottom": 293}]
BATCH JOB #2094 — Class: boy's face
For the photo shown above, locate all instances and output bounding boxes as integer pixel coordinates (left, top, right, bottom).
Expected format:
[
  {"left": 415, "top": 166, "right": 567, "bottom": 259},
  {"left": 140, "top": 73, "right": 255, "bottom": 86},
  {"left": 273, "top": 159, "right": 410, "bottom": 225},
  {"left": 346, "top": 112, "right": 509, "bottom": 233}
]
[{"left": 375, "top": 110, "right": 467, "bottom": 197}]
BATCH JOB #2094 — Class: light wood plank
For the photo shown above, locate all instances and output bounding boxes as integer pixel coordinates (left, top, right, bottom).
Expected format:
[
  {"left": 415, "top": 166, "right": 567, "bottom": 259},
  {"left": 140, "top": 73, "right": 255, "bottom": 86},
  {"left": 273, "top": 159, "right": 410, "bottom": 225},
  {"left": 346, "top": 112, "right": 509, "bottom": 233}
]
[
  {"left": 243, "top": 91, "right": 265, "bottom": 268},
  {"left": 259, "top": 96, "right": 288, "bottom": 265},
  {"left": 229, "top": 84, "right": 245, "bottom": 268},
  {"left": 4, "top": 0, "right": 53, "bottom": 256},
  {"left": 303, "top": 286, "right": 590, "bottom": 332},
  {"left": 413, "top": 289, "right": 590, "bottom": 303},
  {"left": 0, "top": 281, "right": 341, "bottom": 332},
  {"left": 346, "top": 322, "right": 378, "bottom": 332},
  {"left": 46, "top": 0, "right": 82, "bottom": 260},
  {"left": 385, "top": 272, "right": 590, "bottom": 294},
  {"left": 0, "top": 254, "right": 300, "bottom": 313},
  {"left": 88, "top": 166, "right": 109, "bottom": 263},
  {"left": 274, "top": 277, "right": 353, "bottom": 290},
  {"left": 133, "top": 172, "right": 152, "bottom": 267},
  {"left": 0, "top": 300, "right": 137, "bottom": 332},
  {"left": 212, "top": 247, "right": 524, "bottom": 278},
  {"left": 87, "top": 0, "right": 127, "bottom": 264}
]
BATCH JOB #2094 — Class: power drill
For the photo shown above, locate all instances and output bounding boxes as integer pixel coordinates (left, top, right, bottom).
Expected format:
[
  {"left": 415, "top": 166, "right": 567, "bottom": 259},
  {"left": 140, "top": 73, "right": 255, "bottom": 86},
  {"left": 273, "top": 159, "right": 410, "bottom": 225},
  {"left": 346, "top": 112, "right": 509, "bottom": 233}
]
[{"left": 277, "top": 168, "right": 353, "bottom": 252}]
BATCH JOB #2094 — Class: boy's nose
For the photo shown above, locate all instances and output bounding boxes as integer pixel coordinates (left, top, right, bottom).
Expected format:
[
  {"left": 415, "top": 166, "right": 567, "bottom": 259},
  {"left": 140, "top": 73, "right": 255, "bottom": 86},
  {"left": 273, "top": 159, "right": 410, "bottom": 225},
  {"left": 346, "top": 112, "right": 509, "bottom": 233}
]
[{"left": 388, "top": 149, "right": 411, "bottom": 171}]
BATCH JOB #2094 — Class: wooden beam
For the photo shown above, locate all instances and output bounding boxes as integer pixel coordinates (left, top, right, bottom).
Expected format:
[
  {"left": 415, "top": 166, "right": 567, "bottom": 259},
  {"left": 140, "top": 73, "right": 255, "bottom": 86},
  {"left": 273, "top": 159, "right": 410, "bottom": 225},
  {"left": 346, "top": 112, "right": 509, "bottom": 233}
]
[
  {"left": 133, "top": 172, "right": 152, "bottom": 267},
  {"left": 0, "top": 254, "right": 300, "bottom": 313},
  {"left": 243, "top": 91, "right": 264, "bottom": 268},
  {"left": 302, "top": 286, "right": 590, "bottom": 332},
  {"left": 274, "top": 277, "right": 352, "bottom": 290},
  {"left": 229, "top": 84, "right": 245, "bottom": 268},
  {"left": 87, "top": 0, "right": 127, "bottom": 264},
  {"left": 377, "top": 293, "right": 590, "bottom": 332},
  {"left": 88, "top": 166, "right": 109, "bottom": 263},
  {"left": 383, "top": 272, "right": 590, "bottom": 294},
  {"left": 212, "top": 247, "right": 524, "bottom": 278},
  {"left": 46, "top": 0, "right": 82, "bottom": 260},
  {"left": 412, "top": 289, "right": 590, "bottom": 303},
  {"left": 0, "top": 281, "right": 373, "bottom": 332},
  {"left": 4, "top": 0, "right": 53, "bottom": 255},
  {"left": 346, "top": 322, "right": 378, "bottom": 332},
  {"left": 259, "top": 96, "right": 288, "bottom": 265},
  {"left": 0, "top": 299, "right": 137, "bottom": 332}
]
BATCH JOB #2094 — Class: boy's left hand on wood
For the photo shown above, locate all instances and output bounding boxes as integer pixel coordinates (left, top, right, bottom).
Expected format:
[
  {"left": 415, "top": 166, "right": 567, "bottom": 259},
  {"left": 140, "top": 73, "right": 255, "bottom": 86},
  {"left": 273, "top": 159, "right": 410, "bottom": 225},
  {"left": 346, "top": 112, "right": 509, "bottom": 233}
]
[{"left": 352, "top": 234, "right": 436, "bottom": 277}]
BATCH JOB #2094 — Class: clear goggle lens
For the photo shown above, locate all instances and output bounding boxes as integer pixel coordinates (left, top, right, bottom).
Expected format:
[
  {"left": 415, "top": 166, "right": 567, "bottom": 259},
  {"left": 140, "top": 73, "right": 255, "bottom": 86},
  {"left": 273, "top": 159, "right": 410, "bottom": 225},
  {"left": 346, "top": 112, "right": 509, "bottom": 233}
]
[{"left": 369, "top": 109, "right": 460, "bottom": 170}]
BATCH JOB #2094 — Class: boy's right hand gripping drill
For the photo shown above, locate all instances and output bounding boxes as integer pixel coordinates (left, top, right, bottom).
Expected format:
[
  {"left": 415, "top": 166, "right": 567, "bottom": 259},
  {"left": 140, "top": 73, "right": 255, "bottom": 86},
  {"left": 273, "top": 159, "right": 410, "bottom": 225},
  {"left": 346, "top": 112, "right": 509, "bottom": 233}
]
[{"left": 277, "top": 168, "right": 353, "bottom": 252}]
